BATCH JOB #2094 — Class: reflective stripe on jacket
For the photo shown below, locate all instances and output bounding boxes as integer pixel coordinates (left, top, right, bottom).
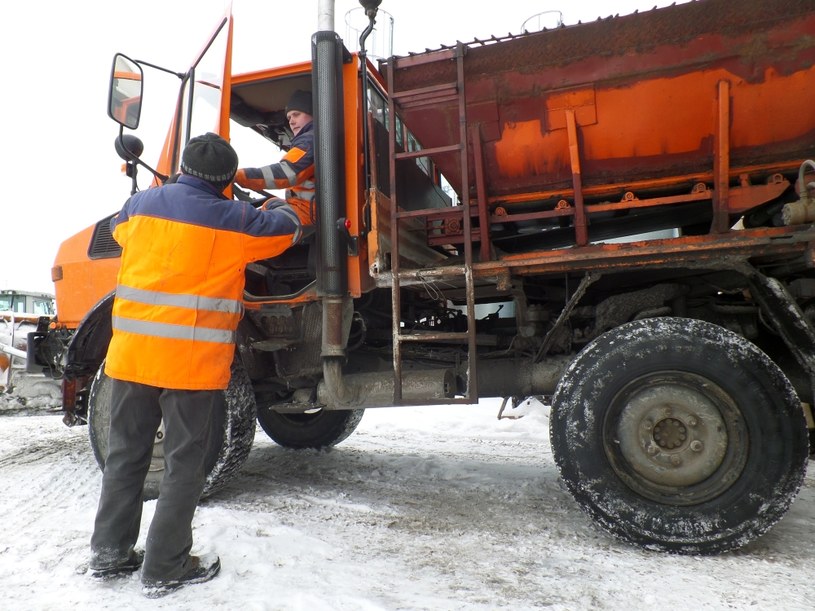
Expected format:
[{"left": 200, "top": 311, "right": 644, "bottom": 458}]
[
  {"left": 104, "top": 174, "right": 301, "bottom": 390},
  {"left": 234, "top": 122, "right": 315, "bottom": 225}
]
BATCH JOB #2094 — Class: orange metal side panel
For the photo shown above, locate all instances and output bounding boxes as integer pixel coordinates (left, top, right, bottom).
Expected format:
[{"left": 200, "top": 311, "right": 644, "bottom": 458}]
[
  {"left": 387, "top": 0, "right": 815, "bottom": 202},
  {"left": 343, "top": 56, "right": 373, "bottom": 298},
  {"left": 51, "top": 225, "right": 120, "bottom": 328}
]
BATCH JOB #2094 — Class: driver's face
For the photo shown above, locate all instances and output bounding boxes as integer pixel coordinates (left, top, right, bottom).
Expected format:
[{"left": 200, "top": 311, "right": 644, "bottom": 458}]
[{"left": 287, "top": 110, "right": 313, "bottom": 136}]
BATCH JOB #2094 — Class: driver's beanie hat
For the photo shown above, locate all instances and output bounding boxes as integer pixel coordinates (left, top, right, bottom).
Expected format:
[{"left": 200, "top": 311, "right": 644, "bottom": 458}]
[
  {"left": 286, "top": 89, "right": 313, "bottom": 116},
  {"left": 180, "top": 133, "right": 239, "bottom": 190}
]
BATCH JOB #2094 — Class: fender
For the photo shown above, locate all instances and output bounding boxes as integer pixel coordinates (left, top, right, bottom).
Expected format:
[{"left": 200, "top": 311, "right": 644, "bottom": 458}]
[
  {"left": 65, "top": 291, "right": 116, "bottom": 381},
  {"left": 58, "top": 291, "right": 115, "bottom": 424}
]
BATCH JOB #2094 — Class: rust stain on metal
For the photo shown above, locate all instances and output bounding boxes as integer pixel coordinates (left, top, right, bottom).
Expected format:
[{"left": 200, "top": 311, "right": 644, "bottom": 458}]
[{"left": 382, "top": 0, "right": 815, "bottom": 207}]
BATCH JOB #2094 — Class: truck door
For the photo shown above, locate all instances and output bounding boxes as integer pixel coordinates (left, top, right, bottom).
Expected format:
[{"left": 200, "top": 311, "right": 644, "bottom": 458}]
[{"left": 153, "top": 8, "right": 235, "bottom": 181}]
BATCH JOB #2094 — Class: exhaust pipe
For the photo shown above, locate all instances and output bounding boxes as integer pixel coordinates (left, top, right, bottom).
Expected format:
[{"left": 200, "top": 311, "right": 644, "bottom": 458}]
[
  {"left": 293, "top": 368, "right": 457, "bottom": 409},
  {"left": 293, "top": 355, "right": 571, "bottom": 411},
  {"left": 313, "top": 3, "right": 352, "bottom": 403}
]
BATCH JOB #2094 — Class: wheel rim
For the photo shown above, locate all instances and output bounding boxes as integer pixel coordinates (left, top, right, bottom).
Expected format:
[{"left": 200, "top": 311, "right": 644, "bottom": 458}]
[
  {"left": 149, "top": 421, "right": 166, "bottom": 474},
  {"left": 604, "top": 371, "right": 749, "bottom": 506}
]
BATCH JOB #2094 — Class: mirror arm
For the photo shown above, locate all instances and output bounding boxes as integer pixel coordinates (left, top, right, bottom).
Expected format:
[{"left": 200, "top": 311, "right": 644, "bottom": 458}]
[{"left": 133, "top": 59, "right": 185, "bottom": 80}]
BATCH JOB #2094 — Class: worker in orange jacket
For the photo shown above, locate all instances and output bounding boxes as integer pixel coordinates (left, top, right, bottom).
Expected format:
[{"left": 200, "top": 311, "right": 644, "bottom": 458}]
[
  {"left": 89, "top": 133, "right": 301, "bottom": 597},
  {"left": 234, "top": 89, "right": 315, "bottom": 226}
]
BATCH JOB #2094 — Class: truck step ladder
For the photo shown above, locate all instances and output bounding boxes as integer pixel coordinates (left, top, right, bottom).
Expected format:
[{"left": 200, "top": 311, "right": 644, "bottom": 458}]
[{"left": 386, "top": 43, "right": 488, "bottom": 405}]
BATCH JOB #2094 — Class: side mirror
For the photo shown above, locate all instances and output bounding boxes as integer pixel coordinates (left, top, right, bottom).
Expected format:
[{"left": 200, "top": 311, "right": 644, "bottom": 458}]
[
  {"left": 114, "top": 134, "right": 145, "bottom": 161},
  {"left": 108, "top": 54, "right": 143, "bottom": 130}
]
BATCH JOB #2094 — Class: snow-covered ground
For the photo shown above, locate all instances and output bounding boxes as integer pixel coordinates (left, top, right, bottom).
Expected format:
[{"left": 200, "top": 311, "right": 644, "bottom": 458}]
[{"left": 0, "top": 388, "right": 812, "bottom": 611}]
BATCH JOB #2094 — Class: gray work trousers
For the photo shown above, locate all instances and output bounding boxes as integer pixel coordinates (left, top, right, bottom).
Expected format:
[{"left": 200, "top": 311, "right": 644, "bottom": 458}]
[{"left": 90, "top": 379, "right": 221, "bottom": 581}]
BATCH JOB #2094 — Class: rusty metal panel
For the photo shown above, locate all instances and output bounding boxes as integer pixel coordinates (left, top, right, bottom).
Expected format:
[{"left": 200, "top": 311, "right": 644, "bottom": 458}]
[{"left": 383, "top": 0, "right": 815, "bottom": 203}]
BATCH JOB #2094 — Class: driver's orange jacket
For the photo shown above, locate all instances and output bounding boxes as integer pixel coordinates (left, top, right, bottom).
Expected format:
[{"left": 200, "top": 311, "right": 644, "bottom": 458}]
[
  {"left": 234, "top": 121, "right": 315, "bottom": 225},
  {"left": 104, "top": 175, "right": 302, "bottom": 390}
]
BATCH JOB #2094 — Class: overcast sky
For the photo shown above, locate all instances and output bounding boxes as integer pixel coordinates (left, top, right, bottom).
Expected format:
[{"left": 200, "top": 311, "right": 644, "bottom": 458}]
[{"left": 1, "top": 0, "right": 687, "bottom": 294}]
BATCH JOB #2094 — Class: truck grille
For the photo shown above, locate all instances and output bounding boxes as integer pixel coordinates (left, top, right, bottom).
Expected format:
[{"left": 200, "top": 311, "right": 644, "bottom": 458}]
[{"left": 88, "top": 213, "right": 122, "bottom": 259}]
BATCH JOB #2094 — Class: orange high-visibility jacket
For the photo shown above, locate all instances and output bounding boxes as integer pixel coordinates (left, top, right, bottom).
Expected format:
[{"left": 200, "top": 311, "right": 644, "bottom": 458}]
[
  {"left": 104, "top": 175, "right": 302, "bottom": 390},
  {"left": 234, "top": 122, "right": 315, "bottom": 225}
]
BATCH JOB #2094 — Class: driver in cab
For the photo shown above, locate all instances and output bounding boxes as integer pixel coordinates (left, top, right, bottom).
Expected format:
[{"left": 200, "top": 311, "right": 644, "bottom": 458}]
[{"left": 234, "top": 89, "right": 315, "bottom": 226}]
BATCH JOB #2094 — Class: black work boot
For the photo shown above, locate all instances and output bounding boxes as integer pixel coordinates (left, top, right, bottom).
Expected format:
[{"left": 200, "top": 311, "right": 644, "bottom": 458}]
[
  {"left": 141, "top": 553, "right": 221, "bottom": 598},
  {"left": 89, "top": 548, "right": 145, "bottom": 579}
]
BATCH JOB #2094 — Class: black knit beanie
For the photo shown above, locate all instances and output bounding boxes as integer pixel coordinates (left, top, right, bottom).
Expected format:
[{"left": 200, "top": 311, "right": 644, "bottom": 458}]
[
  {"left": 285, "top": 90, "right": 313, "bottom": 116},
  {"left": 180, "top": 132, "right": 239, "bottom": 189}
]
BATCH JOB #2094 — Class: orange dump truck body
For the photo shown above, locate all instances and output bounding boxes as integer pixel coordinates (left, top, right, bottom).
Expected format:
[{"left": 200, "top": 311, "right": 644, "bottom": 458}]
[{"left": 384, "top": 0, "right": 815, "bottom": 233}]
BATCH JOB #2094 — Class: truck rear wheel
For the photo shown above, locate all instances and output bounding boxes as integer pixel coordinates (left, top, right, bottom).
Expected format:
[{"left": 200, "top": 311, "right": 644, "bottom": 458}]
[
  {"left": 88, "top": 358, "right": 257, "bottom": 501},
  {"left": 549, "top": 317, "right": 809, "bottom": 554},
  {"left": 256, "top": 405, "right": 364, "bottom": 449}
]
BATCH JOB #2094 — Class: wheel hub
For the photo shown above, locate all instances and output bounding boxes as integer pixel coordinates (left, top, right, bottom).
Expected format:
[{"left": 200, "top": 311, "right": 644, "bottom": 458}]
[
  {"left": 608, "top": 372, "right": 748, "bottom": 503},
  {"left": 652, "top": 417, "right": 687, "bottom": 450}
]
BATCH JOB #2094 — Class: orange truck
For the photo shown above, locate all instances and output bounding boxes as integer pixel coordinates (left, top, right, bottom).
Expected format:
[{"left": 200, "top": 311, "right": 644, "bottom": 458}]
[{"left": 28, "top": 0, "right": 815, "bottom": 553}]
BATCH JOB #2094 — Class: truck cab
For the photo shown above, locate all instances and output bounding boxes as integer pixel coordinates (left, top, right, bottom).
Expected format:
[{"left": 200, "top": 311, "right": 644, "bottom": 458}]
[{"left": 0, "top": 290, "right": 55, "bottom": 318}]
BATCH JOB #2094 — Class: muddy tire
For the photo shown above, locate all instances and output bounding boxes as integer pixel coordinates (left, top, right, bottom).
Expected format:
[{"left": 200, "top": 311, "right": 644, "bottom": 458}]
[
  {"left": 88, "top": 358, "right": 257, "bottom": 500},
  {"left": 550, "top": 317, "right": 809, "bottom": 554},
  {"left": 256, "top": 406, "right": 364, "bottom": 449}
]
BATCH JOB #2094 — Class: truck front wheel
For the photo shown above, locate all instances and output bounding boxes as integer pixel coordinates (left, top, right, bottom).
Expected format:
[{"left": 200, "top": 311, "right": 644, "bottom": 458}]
[
  {"left": 87, "top": 358, "right": 257, "bottom": 501},
  {"left": 550, "top": 317, "right": 809, "bottom": 554},
  {"left": 256, "top": 405, "right": 364, "bottom": 449}
]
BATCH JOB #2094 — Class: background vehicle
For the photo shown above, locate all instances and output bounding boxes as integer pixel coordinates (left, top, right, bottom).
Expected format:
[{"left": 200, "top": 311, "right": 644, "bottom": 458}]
[
  {"left": 29, "top": 0, "right": 815, "bottom": 554},
  {"left": 1, "top": 290, "right": 54, "bottom": 391}
]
